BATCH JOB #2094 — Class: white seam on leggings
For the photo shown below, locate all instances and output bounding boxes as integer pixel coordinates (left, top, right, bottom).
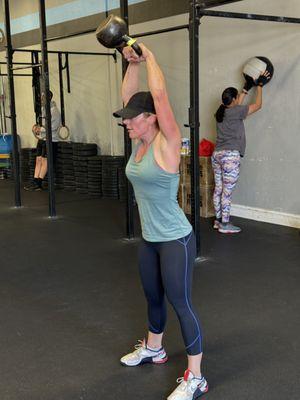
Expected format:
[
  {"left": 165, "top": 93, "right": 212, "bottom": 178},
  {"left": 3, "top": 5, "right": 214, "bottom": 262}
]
[{"left": 181, "top": 238, "right": 202, "bottom": 352}]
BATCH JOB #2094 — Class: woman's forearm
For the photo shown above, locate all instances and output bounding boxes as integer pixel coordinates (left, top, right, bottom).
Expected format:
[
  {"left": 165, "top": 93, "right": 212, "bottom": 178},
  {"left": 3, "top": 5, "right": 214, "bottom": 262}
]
[
  {"left": 255, "top": 85, "right": 263, "bottom": 108},
  {"left": 145, "top": 53, "right": 167, "bottom": 100},
  {"left": 237, "top": 91, "right": 247, "bottom": 105}
]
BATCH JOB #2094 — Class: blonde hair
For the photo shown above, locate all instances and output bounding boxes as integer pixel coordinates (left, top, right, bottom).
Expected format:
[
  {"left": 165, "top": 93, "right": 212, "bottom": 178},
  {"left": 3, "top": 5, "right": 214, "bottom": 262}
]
[{"left": 143, "top": 112, "right": 159, "bottom": 129}]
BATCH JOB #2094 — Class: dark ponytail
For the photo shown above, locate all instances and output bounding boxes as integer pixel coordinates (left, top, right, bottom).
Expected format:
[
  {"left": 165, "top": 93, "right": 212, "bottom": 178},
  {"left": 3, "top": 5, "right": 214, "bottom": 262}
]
[
  {"left": 216, "top": 104, "right": 226, "bottom": 123},
  {"left": 215, "top": 87, "right": 238, "bottom": 123}
]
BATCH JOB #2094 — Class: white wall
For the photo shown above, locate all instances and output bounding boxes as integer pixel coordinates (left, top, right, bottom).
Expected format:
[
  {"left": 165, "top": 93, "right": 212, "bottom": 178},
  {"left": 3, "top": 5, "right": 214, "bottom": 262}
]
[
  {"left": 1, "top": 0, "right": 299, "bottom": 220},
  {"left": 127, "top": 1, "right": 300, "bottom": 218}
]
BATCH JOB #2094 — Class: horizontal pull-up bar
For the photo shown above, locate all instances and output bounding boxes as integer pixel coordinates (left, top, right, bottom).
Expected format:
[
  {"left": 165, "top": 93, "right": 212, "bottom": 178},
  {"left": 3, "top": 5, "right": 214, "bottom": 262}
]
[
  {"left": 12, "top": 48, "right": 116, "bottom": 58},
  {"left": 198, "top": 0, "right": 243, "bottom": 9},
  {"left": 0, "top": 61, "right": 36, "bottom": 66},
  {"left": 11, "top": 63, "right": 42, "bottom": 71},
  {"left": 131, "top": 24, "right": 189, "bottom": 39},
  {"left": 0, "top": 73, "right": 33, "bottom": 77},
  {"left": 200, "top": 9, "right": 300, "bottom": 24}
]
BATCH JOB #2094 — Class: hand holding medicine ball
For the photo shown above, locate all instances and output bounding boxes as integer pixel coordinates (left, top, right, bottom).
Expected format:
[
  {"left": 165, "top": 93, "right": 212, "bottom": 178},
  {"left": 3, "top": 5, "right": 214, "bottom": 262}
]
[
  {"left": 256, "top": 70, "right": 271, "bottom": 86},
  {"left": 243, "top": 56, "right": 274, "bottom": 88}
]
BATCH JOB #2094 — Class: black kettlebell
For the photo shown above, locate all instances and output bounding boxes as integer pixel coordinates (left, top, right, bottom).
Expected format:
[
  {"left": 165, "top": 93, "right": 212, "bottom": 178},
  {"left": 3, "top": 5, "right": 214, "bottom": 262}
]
[{"left": 95, "top": 14, "right": 142, "bottom": 56}]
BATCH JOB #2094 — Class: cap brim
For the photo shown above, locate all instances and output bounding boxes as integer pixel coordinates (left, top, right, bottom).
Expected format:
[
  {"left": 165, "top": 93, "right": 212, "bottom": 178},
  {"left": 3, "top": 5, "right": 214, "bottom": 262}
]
[{"left": 113, "top": 107, "right": 142, "bottom": 119}]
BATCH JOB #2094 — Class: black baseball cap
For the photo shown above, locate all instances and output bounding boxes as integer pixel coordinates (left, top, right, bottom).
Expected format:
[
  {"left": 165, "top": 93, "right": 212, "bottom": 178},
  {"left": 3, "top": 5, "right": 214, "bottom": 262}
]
[{"left": 113, "top": 91, "right": 156, "bottom": 119}]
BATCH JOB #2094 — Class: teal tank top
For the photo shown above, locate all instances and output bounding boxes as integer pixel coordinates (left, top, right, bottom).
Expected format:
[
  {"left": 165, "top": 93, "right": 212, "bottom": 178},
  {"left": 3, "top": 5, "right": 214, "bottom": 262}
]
[{"left": 126, "top": 142, "right": 192, "bottom": 242}]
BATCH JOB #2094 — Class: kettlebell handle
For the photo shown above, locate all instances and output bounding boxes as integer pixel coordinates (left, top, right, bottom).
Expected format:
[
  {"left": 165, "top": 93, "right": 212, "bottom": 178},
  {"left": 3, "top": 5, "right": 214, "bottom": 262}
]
[{"left": 122, "top": 35, "right": 142, "bottom": 56}]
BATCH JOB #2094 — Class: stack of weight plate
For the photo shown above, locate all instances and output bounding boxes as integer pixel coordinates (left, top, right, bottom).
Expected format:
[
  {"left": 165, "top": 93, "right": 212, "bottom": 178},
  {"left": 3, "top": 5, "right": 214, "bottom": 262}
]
[
  {"left": 117, "top": 166, "right": 127, "bottom": 201},
  {"left": 21, "top": 148, "right": 36, "bottom": 183},
  {"left": 101, "top": 156, "right": 125, "bottom": 199},
  {"left": 87, "top": 156, "right": 102, "bottom": 197},
  {"left": 55, "top": 149, "right": 64, "bottom": 190},
  {"left": 56, "top": 142, "right": 75, "bottom": 191},
  {"left": 73, "top": 143, "right": 98, "bottom": 194},
  {"left": 73, "top": 155, "right": 88, "bottom": 194}
]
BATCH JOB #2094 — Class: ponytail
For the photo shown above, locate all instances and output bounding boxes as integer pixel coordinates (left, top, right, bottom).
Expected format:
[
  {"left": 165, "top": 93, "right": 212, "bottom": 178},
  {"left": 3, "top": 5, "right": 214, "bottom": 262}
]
[
  {"left": 215, "top": 87, "right": 238, "bottom": 123},
  {"left": 215, "top": 104, "right": 226, "bottom": 123}
]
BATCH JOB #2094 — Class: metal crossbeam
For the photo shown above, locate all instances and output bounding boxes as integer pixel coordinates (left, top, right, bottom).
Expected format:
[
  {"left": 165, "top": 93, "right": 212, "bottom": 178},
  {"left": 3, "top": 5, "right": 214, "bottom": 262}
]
[
  {"left": 0, "top": 73, "right": 33, "bottom": 77},
  {"left": 198, "top": 0, "right": 243, "bottom": 9},
  {"left": 0, "top": 62, "right": 35, "bottom": 66},
  {"left": 13, "top": 48, "right": 115, "bottom": 57},
  {"left": 11, "top": 63, "right": 42, "bottom": 71},
  {"left": 131, "top": 24, "right": 189, "bottom": 39},
  {"left": 200, "top": 9, "right": 300, "bottom": 24}
]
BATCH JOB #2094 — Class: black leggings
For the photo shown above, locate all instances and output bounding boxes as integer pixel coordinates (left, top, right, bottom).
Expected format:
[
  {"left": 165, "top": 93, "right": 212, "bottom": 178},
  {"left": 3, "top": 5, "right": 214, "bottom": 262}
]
[{"left": 138, "top": 231, "right": 203, "bottom": 355}]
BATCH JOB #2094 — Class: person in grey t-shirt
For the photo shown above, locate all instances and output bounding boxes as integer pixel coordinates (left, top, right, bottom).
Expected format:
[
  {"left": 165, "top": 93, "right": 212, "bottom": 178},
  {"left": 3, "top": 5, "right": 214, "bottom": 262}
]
[
  {"left": 212, "top": 71, "right": 270, "bottom": 234},
  {"left": 24, "top": 90, "right": 61, "bottom": 191}
]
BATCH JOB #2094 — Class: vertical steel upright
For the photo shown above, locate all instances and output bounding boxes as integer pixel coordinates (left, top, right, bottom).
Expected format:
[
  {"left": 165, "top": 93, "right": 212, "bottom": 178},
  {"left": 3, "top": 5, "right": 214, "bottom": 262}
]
[
  {"left": 3, "top": 0, "right": 21, "bottom": 207},
  {"left": 38, "top": 0, "right": 56, "bottom": 217},
  {"left": 58, "top": 53, "right": 65, "bottom": 126},
  {"left": 120, "top": 0, "right": 135, "bottom": 238},
  {"left": 189, "top": 0, "right": 201, "bottom": 255},
  {"left": 31, "top": 50, "right": 42, "bottom": 125}
]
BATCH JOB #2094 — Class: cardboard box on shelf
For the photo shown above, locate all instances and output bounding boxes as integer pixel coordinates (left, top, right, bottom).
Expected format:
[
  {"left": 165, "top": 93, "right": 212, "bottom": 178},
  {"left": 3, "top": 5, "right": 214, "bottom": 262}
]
[
  {"left": 180, "top": 155, "right": 214, "bottom": 187},
  {"left": 178, "top": 183, "right": 215, "bottom": 218}
]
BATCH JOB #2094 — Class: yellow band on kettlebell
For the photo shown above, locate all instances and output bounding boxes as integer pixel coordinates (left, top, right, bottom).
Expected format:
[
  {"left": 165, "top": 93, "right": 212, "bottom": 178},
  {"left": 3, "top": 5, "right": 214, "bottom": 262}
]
[{"left": 127, "top": 38, "right": 137, "bottom": 47}]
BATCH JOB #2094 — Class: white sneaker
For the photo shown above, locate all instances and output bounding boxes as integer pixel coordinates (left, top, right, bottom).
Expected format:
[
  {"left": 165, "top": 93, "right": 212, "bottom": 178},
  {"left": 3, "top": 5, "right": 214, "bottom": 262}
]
[
  {"left": 167, "top": 369, "right": 208, "bottom": 400},
  {"left": 213, "top": 220, "right": 221, "bottom": 229},
  {"left": 120, "top": 339, "right": 168, "bottom": 367}
]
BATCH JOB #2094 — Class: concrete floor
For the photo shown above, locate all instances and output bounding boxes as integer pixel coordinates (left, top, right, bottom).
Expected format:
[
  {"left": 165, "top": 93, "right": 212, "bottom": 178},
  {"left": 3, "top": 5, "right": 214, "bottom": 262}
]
[{"left": 0, "top": 180, "right": 299, "bottom": 400}]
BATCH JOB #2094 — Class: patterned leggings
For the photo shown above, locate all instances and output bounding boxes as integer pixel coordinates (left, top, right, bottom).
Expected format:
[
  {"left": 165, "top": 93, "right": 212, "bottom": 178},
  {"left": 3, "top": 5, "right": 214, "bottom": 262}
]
[{"left": 211, "top": 150, "right": 240, "bottom": 223}]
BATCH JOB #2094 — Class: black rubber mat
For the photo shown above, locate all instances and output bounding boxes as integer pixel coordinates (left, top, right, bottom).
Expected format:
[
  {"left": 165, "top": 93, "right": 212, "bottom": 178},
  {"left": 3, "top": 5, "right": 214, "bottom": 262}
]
[{"left": 0, "top": 181, "right": 299, "bottom": 400}]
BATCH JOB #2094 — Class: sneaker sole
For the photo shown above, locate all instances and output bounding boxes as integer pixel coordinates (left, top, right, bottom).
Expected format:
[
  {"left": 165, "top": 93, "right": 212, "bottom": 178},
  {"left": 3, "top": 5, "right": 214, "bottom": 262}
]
[
  {"left": 218, "top": 229, "right": 241, "bottom": 234},
  {"left": 24, "top": 187, "right": 42, "bottom": 191},
  {"left": 120, "top": 355, "right": 168, "bottom": 367},
  {"left": 194, "top": 385, "right": 209, "bottom": 399},
  {"left": 168, "top": 382, "right": 208, "bottom": 400}
]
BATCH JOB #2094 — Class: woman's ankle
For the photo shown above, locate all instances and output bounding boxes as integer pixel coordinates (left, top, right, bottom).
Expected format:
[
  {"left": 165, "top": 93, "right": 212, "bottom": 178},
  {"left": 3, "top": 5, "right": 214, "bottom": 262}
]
[
  {"left": 146, "top": 340, "right": 162, "bottom": 350},
  {"left": 147, "top": 332, "right": 163, "bottom": 349}
]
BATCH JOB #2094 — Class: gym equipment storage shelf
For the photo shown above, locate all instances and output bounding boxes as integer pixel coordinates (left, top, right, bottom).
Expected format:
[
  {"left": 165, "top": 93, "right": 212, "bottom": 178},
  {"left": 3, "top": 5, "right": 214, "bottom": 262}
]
[{"left": 179, "top": 155, "right": 215, "bottom": 218}]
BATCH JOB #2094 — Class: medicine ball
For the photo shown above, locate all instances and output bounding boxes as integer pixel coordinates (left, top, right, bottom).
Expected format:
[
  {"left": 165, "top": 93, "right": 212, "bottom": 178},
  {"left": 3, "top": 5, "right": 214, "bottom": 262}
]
[{"left": 243, "top": 56, "right": 274, "bottom": 86}]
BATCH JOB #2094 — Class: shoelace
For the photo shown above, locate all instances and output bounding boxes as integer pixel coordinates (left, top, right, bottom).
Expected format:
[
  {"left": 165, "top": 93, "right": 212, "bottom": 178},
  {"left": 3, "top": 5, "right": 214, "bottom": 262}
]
[
  {"left": 134, "top": 339, "right": 161, "bottom": 353},
  {"left": 134, "top": 339, "right": 145, "bottom": 351},
  {"left": 175, "top": 377, "right": 188, "bottom": 391},
  {"left": 175, "top": 376, "right": 202, "bottom": 393}
]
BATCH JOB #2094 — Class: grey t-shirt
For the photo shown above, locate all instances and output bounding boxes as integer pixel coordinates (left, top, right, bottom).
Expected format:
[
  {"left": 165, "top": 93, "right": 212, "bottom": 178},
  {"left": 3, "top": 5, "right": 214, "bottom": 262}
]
[
  {"left": 40, "top": 101, "right": 61, "bottom": 142},
  {"left": 215, "top": 105, "right": 249, "bottom": 156}
]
